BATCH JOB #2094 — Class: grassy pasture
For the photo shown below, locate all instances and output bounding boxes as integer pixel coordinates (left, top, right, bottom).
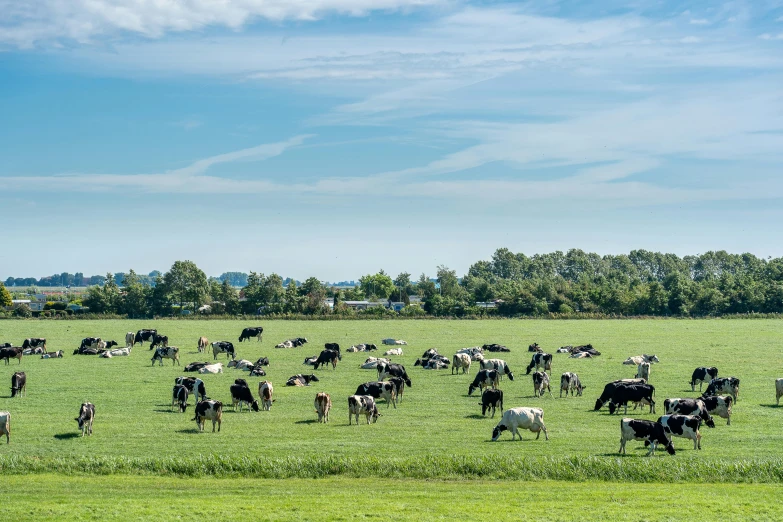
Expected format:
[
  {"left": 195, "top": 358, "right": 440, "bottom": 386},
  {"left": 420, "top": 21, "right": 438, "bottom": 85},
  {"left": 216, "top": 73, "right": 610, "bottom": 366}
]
[{"left": 0, "top": 319, "right": 782, "bottom": 480}]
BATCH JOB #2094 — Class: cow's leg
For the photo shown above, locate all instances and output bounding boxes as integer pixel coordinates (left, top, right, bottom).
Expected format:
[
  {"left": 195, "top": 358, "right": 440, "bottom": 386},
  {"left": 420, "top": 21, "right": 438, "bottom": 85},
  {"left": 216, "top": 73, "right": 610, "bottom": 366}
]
[{"left": 696, "top": 432, "right": 701, "bottom": 450}]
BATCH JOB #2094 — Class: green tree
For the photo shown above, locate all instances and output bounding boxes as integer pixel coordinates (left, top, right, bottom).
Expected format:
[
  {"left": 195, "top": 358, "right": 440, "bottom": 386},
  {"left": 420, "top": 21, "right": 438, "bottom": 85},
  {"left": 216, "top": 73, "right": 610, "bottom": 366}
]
[
  {"left": 359, "top": 271, "right": 394, "bottom": 299},
  {"left": 284, "top": 279, "right": 303, "bottom": 313},
  {"left": 0, "top": 283, "right": 12, "bottom": 307},
  {"left": 121, "top": 269, "right": 149, "bottom": 318},
  {"left": 163, "top": 260, "right": 208, "bottom": 312}
]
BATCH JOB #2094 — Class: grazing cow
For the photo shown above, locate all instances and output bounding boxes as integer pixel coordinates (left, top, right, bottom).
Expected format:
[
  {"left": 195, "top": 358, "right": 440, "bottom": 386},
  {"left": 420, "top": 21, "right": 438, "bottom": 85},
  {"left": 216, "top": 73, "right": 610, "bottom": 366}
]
[
  {"left": 149, "top": 334, "right": 169, "bottom": 350},
  {"left": 623, "top": 354, "right": 660, "bottom": 366},
  {"left": 384, "top": 348, "right": 404, "bottom": 356},
  {"left": 238, "top": 327, "right": 264, "bottom": 343},
  {"left": 354, "top": 381, "right": 396, "bottom": 408},
  {"left": 381, "top": 338, "right": 407, "bottom": 345},
  {"left": 11, "top": 372, "right": 26, "bottom": 398},
  {"left": 125, "top": 332, "right": 135, "bottom": 348},
  {"left": 313, "top": 349, "right": 341, "bottom": 370},
  {"left": 690, "top": 367, "right": 718, "bottom": 392},
  {"left": 656, "top": 414, "right": 703, "bottom": 450},
  {"left": 75, "top": 402, "right": 95, "bottom": 437},
  {"left": 198, "top": 363, "right": 223, "bottom": 374},
  {"left": 662, "top": 399, "right": 715, "bottom": 428},
  {"left": 323, "top": 342, "right": 341, "bottom": 355},
  {"left": 197, "top": 336, "right": 209, "bottom": 353},
  {"left": 560, "top": 372, "right": 584, "bottom": 397},
  {"left": 703, "top": 377, "right": 740, "bottom": 402},
  {"left": 0, "top": 347, "right": 22, "bottom": 365},
  {"left": 151, "top": 347, "right": 180, "bottom": 366},
  {"left": 315, "top": 392, "right": 331, "bottom": 422},
  {"left": 478, "top": 358, "right": 514, "bottom": 381},
  {"left": 483, "top": 343, "right": 511, "bottom": 353},
  {"left": 387, "top": 376, "right": 406, "bottom": 403},
  {"left": 700, "top": 395, "right": 733, "bottom": 425},
  {"left": 619, "top": 418, "right": 675, "bottom": 455},
  {"left": 211, "top": 341, "right": 236, "bottom": 361},
  {"left": 41, "top": 350, "right": 64, "bottom": 359},
  {"left": 777, "top": 379, "right": 783, "bottom": 406},
  {"left": 608, "top": 384, "right": 656, "bottom": 415},
  {"left": 193, "top": 400, "right": 223, "bottom": 432},
  {"left": 259, "top": 381, "right": 274, "bottom": 410},
  {"left": 230, "top": 382, "right": 259, "bottom": 412},
  {"left": 533, "top": 371, "right": 552, "bottom": 398},
  {"left": 360, "top": 357, "right": 388, "bottom": 370},
  {"left": 468, "top": 369, "right": 499, "bottom": 396},
  {"left": 172, "top": 384, "right": 189, "bottom": 412},
  {"left": 593, "top": 379, "right": 647, "bottom": 410},
  {"left": 456, "top": 347, "right": 484, "bottom": 361},
  {"left": 22, "top": 338, "right": 46, "bottom": 350},
  {"left": 491, "top": 407, "right": 548, "bottom": 441},
  {"left": 376, "top": 362, "right": 412, "bottom": 387},
  {"left": 175, "top": 377, "right": 206, "bottom": 402},
  {"left": 636, "top": 362, "right": 651, "bottom": 381},
  {"left": 286, "top": 374, "right": 319, "bottom": 387},
  {"left": 525, "top": 352, "right": 552, "bottom": 375},
  {"left": 134, "top": 329, "right": 157, "bottom": 346},
  {"left": 184, "top": 362, "right": 209, "bottom": 372},
  {"left": 528, "top": 343, "right": 542, "bottom": 352},
  {"left": 79, "top": 337, "right": 102, "bottom": 351},
  {"left": 348, "top": 395, "right": 381, "bottom": 425},
  {"left": 228, "top": 359, "right": 254, "bottom": 370},
  {"left": 0, "top": 412, "right": 9, "bottom": 443},
  {"left": 480, "top": 388, "right": 503, "bottom": 418},
  {"left": 452, "top": 353, "right": 472, "bottom": 374}
]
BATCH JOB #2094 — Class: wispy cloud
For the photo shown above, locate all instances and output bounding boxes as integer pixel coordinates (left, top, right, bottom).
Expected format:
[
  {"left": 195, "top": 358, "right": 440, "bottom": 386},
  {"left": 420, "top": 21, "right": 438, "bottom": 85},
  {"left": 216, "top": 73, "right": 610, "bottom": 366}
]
[
  {"left": 172, "top": 117, "right": 203, "bottom": 131},
  {"left": 690, "top": 18, "right": 710, "bottom": 25},
  {"left": 760, "top": 33, "right": 783, "bottom": 40}
]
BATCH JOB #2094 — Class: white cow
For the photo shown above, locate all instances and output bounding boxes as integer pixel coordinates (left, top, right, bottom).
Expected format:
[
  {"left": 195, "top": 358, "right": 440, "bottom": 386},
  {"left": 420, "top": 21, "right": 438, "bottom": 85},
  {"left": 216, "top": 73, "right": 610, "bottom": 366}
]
[
  {"left": 108, "top": 347, "right": 131, "bottom": 357},
  {"left": 199, "top": 363, "right": 224, "bottom": 374},
  {"left": 0, "top": 411, "right": 9, "bottom": 443},
  {"left": 491, "top": 407, "right": 548, "bottom": 441},
  {"left": 228, "top": 359, "right": 254, "bottom": 370},
  {"left": 360, "top": 357, "right": 389, "bottom": 370},
  {"left": 383, "top": 348, "right": 403, "bottom": 356},
  {"left": 315, "top": 392, "right": 331, "bottom": 423},
  {"left": 125, "top": 332, "right": 135, "bottom": 348},
  {"left": 276, "top": 340, "right": 294, "bottom": 349},
  {"left": 452, "top": 353, "right": 472, "bottom": 374},
  {"left": 636, "top": 362, "right": 651, "bottom": 381}
]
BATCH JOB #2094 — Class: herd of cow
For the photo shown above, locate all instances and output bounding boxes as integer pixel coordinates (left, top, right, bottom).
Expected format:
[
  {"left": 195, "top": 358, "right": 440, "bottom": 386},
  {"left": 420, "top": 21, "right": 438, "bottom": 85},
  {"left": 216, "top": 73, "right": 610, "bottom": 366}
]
[{"left": 0, "top": 328, "right": 777, "bottom": 456}]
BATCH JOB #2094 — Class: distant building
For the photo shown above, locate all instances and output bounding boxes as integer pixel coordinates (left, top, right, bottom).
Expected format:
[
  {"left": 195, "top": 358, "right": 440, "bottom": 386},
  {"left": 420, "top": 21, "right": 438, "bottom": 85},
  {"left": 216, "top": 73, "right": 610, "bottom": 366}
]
[{"left": 342, "top": 301, "right": 385, "bottom": 310}]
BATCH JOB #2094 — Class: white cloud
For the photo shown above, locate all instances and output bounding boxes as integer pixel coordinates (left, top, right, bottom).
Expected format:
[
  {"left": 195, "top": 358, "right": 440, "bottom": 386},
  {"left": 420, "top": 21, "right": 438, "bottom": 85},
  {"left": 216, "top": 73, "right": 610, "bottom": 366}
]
[
  {"left": 690, "top": 19, "right": 710, "bottom": 25},
  {"left": 760, "top": 33, "right": 783, "bottom": 40}
]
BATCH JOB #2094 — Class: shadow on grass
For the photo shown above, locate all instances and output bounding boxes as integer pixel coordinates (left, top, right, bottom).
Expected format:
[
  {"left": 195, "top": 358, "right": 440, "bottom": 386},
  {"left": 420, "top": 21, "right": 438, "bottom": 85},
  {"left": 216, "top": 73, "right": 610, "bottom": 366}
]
[
  {"left": 464, "top": 414, "right": 486, "bottom": 419},
  {"left": 295, "top": 419, "right": 317, "bottom": 425},
  {"left": 54, "top": 433, "right": 81, "bottom": 440},
  {"left": 759, "top": 404, "right": 781, "bottom": 408},
  {"left": 175, "top": 429, "right": 200, "bottom": 434}
]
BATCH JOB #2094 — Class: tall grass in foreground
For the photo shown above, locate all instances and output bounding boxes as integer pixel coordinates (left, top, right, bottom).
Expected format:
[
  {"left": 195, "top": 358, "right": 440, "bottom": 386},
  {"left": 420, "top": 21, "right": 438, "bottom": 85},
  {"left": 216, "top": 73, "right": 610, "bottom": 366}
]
[{"left": 2, "top": 455, "right": 783, "bottom": 482}]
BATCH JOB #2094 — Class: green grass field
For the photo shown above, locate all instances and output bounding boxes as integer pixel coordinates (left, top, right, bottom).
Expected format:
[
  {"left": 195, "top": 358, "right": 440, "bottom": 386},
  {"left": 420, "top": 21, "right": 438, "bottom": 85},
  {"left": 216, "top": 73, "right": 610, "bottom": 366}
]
[{"left": 1, "top": 319, "right": 782, "bottom": 481}]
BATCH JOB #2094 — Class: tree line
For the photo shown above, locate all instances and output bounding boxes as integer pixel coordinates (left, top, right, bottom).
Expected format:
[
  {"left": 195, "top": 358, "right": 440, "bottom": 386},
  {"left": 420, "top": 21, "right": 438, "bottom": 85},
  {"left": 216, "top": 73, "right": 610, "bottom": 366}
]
[{"left": 2, "top": 249, "right": 783, "bottom": 318}]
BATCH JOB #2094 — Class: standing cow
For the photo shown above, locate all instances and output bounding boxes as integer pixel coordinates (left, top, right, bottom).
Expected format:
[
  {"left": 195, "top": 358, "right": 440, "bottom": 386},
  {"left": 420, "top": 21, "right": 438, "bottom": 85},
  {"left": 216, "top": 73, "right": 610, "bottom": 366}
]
[
  {"left": 560, "top": 372, "right": 583, "bottom": 397},
  {"left": 347, "top": 395, "right": 380, "bottom": 425},
  {"left": 238, "top": 327, "right": 264, "bottom": 343},
  {"left": 197, "top": 336, "right": 209, "bottom": 353},
  {"left": 0, "top": 411, "right": 9, "bottom": 443},
  {"left": 315, "top": 392, "right": 331, "bottom": 423},
  {"left": 690, "top": 367, "right": 718, "bottom": 392},
  {"left": 10, "top": 372, "right": 26, "bottom": 398},
  {"left": 259, "top": 381, "right": 274, "bottom": 411},
  {"left": 75, "top": 402, "right": 95, "bottom": 437},
  {"left": 525, "top": 352, "right": 552, "bottom": 375},
  {"left": 193, "top": 400, "right": 223, "bottom": 432},
  {"left": 491, "top": 407, "right": 548, "bottom": 441}
]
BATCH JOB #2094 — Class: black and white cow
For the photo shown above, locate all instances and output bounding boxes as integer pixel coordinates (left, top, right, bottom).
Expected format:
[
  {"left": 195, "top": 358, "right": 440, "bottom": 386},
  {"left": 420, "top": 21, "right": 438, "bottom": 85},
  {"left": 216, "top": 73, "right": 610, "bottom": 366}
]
[
  {"left": 193, "top": 400, "right": 223, "bottom": 432},
  {"left": 175, "top": 377, "right": 207, "bottom": 402},
  {"left": 594, "top": 379, "right": 647, "bottom": 410},
  {"left": 377, "top": 362, "right": 412, "bottom": 387},
  {"left": 468, "top": 369, "right": 499, "bottom": 396},
  {"left": 238, "top": 327, "right": 264, "bottom": 343},
  {"left": 172, "top": 384, "right": 189, "bottom": 412},
  {"left": 491, "top": 407, "right": 548, "bottom": 441},
  {"left": 532, "top": 371, "right": 552, "bottom": 398},
  {"left": 355, "top": 381, "right": 397, "bottom": 408},
  {"left": 690, "top": 367, "right": 718, "bottom": 392},
  {"left": 0, "top": 347, "right": 22, "bottom": 365},
  {"left": 452, "top": 353, "right": 472, "bottom": 374},
  {"left": 662, "top": 398, "right": 716, "bottom": 428},
  {"left": 75, "top": 402, "right": 95, "bottom": 437},
  {"left": 777, "top": 378, "right": 783, "bottom": 406},
  {"left": 529, "top": 343, "right": 543, "bottom": 352},
  {"left": 478, "top": 358, "right": 514, "bottom": 381},
  {"left": 134, "top": 329, "right": 157, "bottom": 346},
  {"left": 618, "top": 418, "right": 675, "bottom": 455},
  {"left": 657, "top": 414, "right": 703, "bottom": 450},
  {"left": 230, "top": 381, "right": 259, "bottom": 412},
  {"left": 149, "top": 334, "right": 169, "bottom": 350},
  {"left": 414, "top": 358, "right": 449, "bottom": 370},
  {"left": 387, "top": 376, "right": 406, "bottom": 403},
  {"left": 255, "top": 357, "right": 270, "bottom": 367},
  {"left": 291, "top": 337, "right": 308, "bottom": 347},
  {"left": 11, "top": 371, "right": 26, "bottom": 398},
  {"left": 703, "top": 377, "right": 740, "bottom": 402},
  {"left": 0, "top": 342, "right": 11, "bottom": 348},
  {"left": 79, "top": 337, "right": 102, "bottom": 351},
  {"left": 0, "top": 411, "right": 8, "bottom": 444},
  {"left": 151, "top": 346, "right": 180, "bottom": 366},
  {"left": 560, "top": 372, "right": 584, "bottom": 397},
  {"left": 211, "top": 341, "right": 236, "bottom": 361},
  {"left": 347, "top": 395, "right": 380, "bottom": 425},
  {"left": 480, "top": 388, "right": 503, "bottom": 418},
  {"left": 184, "top": 361, "right": 209, "bottom": 372},
  {"left": 608, "top": 384, "right": 656, "bottom": 415},
  {"left": 456, "top": 347, "right": 484, "bottom": 361},
  {"left": 700, "top": 395, "right": 733, "bottom": 425},
  {"left": 313, "top": 349, "right": 341, "bottom": 370},
  {"left": 324, "top": 343, "right": 341, "bottom": 356},
  {"left": 483, "top": 343, "right": 510, "bottom": 352},
  {"left": 285, "top": 374, "right": 320, "bottom": 387},
  {"left": 22, "top": 338, "right": 46, "bottom": 350},
  {"left": 525, "top": 352, "right": 552, "bottom": 374}
]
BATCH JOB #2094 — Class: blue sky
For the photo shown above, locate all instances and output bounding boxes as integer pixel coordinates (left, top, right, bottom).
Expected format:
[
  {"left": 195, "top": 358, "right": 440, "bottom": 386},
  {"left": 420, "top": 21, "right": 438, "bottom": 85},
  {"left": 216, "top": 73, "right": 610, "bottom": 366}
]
[{"left": 1, "top": 0, "right": 783, "bottom": 281}]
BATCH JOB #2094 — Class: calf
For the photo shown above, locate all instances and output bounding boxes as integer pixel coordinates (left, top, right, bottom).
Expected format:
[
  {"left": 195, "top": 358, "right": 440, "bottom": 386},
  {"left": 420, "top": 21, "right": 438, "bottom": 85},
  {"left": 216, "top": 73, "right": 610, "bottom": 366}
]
[
  {"left": 212, "top": 341, "right": 236, "bottom": 361},
  {"left": 347, "top": 395, "right": 380, "bottom": 425},
  {"left": 22, "top": 338, "right": 46, "bottom": 350},
  {"left": 703, "top": 377, "right": 740, "bottom": 402},
  {"left": 560, "top": 372, "right": 584, "bottom": 397},
  {"left": 285, "top": 374, "right": 319, "bottom": 386},
  {"left": 533, "top": 371, "right": 552, "bottom": 398},
  {"left": 619, "top": 418, "right": 675, "bottom": 455},
  {"left": 125, "top": 332, "right": 135, "bottom": 348},
  {"left": 313, "top": 349, "right": 341, "bottom": 370},
  {"left": 663, "top": 398, "right": 715, "bottom": 428},
  {"left": 11, "top": 372, "right": 26, "bottom": 398},
  {"left": 452, "top": 353, "right": 472, "bottom": 374},
  {"left": 0, "top": 411, "right": 9, "bottom": 443},
  {"left": 315, "top": 392, "right": 331, "bottom": 422},
  {"left": 238, "top": 326, "right": 264, "bottom": 343},
  {"left": 491, "top": 407, "right": 548, "bottom": 441},
  {"left": 468, "top": 369, "right": 499, "bottom": 396},
  {"left": 193, "top": 400, "right": 223, "bottom": 432},
  {"left": 172, "top": 384, "right": 189, "bottom": 412},
  {"left": 636, "top": 362, "right": 651, "bottom": 381},
  {"left": 259, "top": 381, "right": 274, "bottom": 410},
  {"left": 608, "top": 384, "right": 656, "bottom": 415},
  {"left": 690, "top": 367, "right": 718, "bottom": 392},
  {"left": 623, "top": 354, "right": 659, "bottom": 366},
  {"left": 594, "top": 379, "right": 647, "bottom": 410},
  {"left": 197, "top": 336, "right": 209, "bottom": 353},
  {"left": 387, "top": 376, "right": 406, "bottom": 403},
  {"left": 777, "top": 378, "right": 783, "bottom": 406},
  {"left": 657, "top": 414, "right": 703, "bottom": 450},
  {"left": 75, "top": 402, "right": 95, "bottom": 437},
  {"left": 354, "top": 381, "right": 396, "bottom": 409},
  {"left": 198, "top": 363, "right": 223, "bottom": 374},
  {"left": 151, "top": 347, "right": 180, "bottom": 366},
  {"left": 175, "top": 376, "right": 207, "bottom": 402},
  {"left": 184, "top": 362, "right": 209, "bottom": 372},
  {"left": 525, "top": 352, "right": 552, "bottom": 374},
  {"left": 0, "top": 347, "right": 22, "bottom": 365},
  {"left": 480, "top": 388, "right": 503, "bottom": 418},
  {"left": 149, "top": 334, "right": 168, "bottom": 350},
  {"left": 478, "top": 358, "right": 514, "bottom": 381},
  {"left": 700, "top": 395, "right": 733, "bottom": 425},
  {"left": 230, "top": 382, "right": 259, "bottom": 412},
  {"left": 377, "top": 362, "right": 412, "bottom": 387}
]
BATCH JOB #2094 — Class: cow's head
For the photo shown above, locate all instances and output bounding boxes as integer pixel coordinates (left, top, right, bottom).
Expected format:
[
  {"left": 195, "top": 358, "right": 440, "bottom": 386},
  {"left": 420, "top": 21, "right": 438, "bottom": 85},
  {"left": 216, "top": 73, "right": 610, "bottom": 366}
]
[
  {"left": 250, "top": 400, "right": 260, "bottom": 412},
  {"left": 608, "top": 402, "right": 618, "bottom": 415},
  {"left": 507, "top": 371, "right": 515, "bottom": 382},
  {"left": 491, "top": 424, "right": 507, "bottom": 441},
  {"left": 309, "top": 375, "right": 320, "bottom": 382},
  {"left": 468, "top": 383, "right": 477, "bottom": 396}
]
